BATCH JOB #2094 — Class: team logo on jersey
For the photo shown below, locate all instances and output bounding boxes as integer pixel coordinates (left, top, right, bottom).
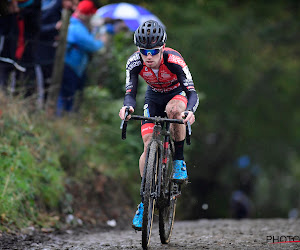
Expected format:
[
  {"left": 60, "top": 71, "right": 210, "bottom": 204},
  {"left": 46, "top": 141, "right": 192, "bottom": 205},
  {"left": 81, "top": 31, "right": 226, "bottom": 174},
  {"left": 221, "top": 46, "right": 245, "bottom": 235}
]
[
  {"left": 126, "top": 53, "right": 141, "bottom": 70},
  {"left": 143, "top": 72, "right": 153, "bottom": 77},
  {"left": 127, "top": 61, "right": 141, "bottom": 71},
  {"left": 161, "top": 73, "right": 171, "bottom": 78},
  {"left": 168, "top": 54, "right": 186, "bottom": 68},
  {"left": 183, "top": 66, "right": 193, "bottom": 80},
  {"left": 126, "top": 70, "right": 130, "bottom": 84}
]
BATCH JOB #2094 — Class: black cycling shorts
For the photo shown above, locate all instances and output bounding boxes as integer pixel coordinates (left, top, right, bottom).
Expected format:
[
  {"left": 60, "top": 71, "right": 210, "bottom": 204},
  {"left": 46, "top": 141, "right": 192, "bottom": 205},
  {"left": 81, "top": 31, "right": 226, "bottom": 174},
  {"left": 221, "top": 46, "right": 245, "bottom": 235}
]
[{"left": 141, "top": 86, "right": 187, "bottom": 137}]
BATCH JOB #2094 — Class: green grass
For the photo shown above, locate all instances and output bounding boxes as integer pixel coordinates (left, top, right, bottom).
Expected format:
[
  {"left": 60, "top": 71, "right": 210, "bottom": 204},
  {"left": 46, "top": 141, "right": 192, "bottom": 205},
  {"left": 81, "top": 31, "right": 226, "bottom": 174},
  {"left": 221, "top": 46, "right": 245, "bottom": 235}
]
[
  {"left": 0, "top": 96, "right": 65, "bottom": 229},
  {"left": 0, "top": 88, "right": 141, "bottom": 231}
]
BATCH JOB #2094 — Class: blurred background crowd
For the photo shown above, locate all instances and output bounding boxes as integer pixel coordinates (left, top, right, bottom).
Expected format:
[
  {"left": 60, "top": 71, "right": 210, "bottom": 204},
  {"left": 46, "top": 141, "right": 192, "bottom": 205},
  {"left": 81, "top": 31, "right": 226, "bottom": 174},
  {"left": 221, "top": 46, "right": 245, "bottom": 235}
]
[{"left": 0, "top": 0, "right": 128, "bottom": 114}]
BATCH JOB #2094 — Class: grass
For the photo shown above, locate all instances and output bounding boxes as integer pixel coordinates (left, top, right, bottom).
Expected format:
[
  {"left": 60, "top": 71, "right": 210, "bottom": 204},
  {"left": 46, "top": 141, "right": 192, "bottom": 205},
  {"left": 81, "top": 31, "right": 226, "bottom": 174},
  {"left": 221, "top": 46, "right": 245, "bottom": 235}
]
[
  {"left": 0, "top": 88, "right": 141, "bottom": 231},
  {"left": 0, "top": 93, "right": 65, "bottom": 230}
]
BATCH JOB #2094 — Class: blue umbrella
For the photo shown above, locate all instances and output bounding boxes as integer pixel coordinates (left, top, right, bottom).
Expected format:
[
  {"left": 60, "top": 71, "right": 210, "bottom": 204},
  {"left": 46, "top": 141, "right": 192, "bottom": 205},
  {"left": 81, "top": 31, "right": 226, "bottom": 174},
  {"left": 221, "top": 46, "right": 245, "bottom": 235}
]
[{"left": 96, "top": 2, "right": 165, "bottom": 32}]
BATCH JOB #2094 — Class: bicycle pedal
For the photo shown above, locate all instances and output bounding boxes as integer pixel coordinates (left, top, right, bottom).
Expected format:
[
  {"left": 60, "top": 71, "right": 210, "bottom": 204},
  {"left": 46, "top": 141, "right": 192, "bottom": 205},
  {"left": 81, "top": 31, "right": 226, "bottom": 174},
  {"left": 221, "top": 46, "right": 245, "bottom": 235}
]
[
  {"left": 173, "top": 178, "right": 189, "bottom": 185},
  {"left": 132, "top": 225, "right": 142, "bottom": 232},
  {"left": 171, "top": 178, "right": 187, "bottom": 185},
  {"left": 183, "top": 179, "right": 190, "bottom": 185},
  {"left": 170, "top": 192, "right": 181, "bottom": 200}
]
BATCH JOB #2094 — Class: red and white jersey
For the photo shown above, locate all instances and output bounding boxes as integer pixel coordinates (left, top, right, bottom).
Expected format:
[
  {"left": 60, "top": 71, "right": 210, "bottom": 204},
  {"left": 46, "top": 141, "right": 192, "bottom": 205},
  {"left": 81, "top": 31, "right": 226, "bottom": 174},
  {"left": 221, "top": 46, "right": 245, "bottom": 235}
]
[{"left": 124, "top": 47, "right": 199, "bottom": 112}]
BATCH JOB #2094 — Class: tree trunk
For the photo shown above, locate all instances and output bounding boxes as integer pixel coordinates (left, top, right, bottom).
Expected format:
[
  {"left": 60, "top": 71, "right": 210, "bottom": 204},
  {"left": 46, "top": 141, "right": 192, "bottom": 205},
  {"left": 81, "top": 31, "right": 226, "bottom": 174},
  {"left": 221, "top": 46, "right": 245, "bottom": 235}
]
[{"left": 45, "top": 8, "right": 71, "bottom": 116}]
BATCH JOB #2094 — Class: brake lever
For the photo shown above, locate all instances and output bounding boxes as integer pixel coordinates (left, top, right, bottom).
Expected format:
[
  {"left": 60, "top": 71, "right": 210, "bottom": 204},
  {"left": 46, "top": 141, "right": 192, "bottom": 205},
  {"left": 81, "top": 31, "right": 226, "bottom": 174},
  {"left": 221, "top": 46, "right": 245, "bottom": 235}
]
[
  {"left": 120, "top": 107, "right": 130, "bottom": 140},
  {"left": 120, "top": 107, "right": 129, "bottom": 130},
  {"left": 184, "top": 111, "right": 192, "bottom": 145}
]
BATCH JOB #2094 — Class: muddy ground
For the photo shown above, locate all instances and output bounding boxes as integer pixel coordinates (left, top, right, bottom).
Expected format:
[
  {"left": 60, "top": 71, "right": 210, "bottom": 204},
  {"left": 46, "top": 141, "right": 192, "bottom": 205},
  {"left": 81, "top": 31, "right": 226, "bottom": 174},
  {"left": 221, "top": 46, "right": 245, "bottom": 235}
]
[
  {"left": 1, "top": 218, "right": 300, "bottom": 249},
  {"left": 1, "top": 174, "right": 299, "bottom": 249}
]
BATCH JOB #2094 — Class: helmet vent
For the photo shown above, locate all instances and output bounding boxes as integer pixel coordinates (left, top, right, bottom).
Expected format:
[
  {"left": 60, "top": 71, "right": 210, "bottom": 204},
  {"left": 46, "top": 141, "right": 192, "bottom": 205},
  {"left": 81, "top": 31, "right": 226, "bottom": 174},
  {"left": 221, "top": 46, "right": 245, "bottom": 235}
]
[{"left": 134, "top": 20, "right": 167, "bottom": 49}]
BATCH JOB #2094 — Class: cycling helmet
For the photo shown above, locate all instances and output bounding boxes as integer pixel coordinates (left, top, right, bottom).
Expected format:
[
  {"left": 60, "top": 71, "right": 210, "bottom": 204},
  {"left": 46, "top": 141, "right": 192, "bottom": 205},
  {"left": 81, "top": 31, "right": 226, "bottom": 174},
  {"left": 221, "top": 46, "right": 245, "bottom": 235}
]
[{"left": 134, "top": 20, "right": 167, "bottom": 49}]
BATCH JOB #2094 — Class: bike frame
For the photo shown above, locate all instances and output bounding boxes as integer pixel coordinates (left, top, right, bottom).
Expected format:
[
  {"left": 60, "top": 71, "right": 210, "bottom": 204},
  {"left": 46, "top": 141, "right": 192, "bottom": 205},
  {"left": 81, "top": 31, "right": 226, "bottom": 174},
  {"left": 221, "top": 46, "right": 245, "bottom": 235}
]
[
  {"left": 120, "top": 108, "right": 192, "bottom": 249},
  {"left": 121, "top": 112, "right": 191, "bottom": 204}
]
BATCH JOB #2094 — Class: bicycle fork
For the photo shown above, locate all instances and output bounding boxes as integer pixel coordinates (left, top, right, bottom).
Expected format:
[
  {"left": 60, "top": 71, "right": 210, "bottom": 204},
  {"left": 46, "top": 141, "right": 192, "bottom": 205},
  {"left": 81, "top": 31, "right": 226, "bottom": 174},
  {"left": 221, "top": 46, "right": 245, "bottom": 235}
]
[{"left": 140, "top": 132, "right": 163, "bottom": 202}]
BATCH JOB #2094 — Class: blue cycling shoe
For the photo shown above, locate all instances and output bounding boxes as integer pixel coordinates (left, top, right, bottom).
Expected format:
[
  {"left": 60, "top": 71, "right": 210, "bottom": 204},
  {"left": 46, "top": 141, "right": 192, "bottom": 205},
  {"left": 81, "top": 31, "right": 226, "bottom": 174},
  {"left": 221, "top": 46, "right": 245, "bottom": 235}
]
[
  {"left": 172, "top": 160, "right": 188, "bottom": 183},
  {"left": 132, "top": 202, "right": 144, "bottom": 231}
]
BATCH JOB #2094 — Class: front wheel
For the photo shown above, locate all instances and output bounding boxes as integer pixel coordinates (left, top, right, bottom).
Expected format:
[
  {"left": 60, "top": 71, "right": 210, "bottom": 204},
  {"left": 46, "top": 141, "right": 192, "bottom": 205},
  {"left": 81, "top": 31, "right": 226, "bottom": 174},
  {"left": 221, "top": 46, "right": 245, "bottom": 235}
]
[
  {"left": 159, "top": 188, "right": 176, "bottom": 244},
  {"left": 142, "top": 141, "right": 160, "bottom": 249},
  {"left": 159, "top": 144, "right": 177, "bottom": 244}
]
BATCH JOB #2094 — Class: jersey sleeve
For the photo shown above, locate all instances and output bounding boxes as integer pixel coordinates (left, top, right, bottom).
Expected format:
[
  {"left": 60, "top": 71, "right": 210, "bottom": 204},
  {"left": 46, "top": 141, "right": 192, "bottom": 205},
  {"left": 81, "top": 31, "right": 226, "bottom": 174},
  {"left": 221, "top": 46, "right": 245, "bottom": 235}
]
[
  {"left": 165, "top": 51, "right": 199, "bottom": 113},
  {"left": 123, "top": 52, "right": 143, "bottom": 108}
]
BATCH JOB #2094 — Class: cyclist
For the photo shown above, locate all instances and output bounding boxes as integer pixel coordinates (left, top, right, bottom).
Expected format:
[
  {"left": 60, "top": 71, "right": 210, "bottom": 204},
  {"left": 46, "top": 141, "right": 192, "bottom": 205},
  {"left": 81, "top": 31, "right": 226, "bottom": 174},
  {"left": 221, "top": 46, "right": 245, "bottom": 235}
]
[{"left": 119, "top": 20, "right": 199, "bottom": 230}]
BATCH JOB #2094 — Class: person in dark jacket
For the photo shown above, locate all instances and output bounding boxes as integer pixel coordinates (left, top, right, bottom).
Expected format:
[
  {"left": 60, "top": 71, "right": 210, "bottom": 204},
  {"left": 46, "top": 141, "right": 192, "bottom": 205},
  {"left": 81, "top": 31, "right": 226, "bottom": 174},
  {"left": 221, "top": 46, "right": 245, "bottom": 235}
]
[
  {"left": 0, "top": 0, "right": 20, "bottom": 91},
  {"left": 13, "top": 0, "right": 42, "bottom": 101},
  {"left": 35, "top": 0, "right": 73, "bottom": 107}
]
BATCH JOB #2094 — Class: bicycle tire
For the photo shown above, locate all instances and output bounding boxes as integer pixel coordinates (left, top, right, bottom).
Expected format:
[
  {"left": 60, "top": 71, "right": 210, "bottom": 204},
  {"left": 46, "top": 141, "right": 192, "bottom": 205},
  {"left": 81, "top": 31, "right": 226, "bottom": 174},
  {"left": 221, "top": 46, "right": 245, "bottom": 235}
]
[
  {"left": 142, "top": 141, "right": 160, "bottom": 249},
  {"left": 159, "top": 142, "right": 177, "bottom": 244}
]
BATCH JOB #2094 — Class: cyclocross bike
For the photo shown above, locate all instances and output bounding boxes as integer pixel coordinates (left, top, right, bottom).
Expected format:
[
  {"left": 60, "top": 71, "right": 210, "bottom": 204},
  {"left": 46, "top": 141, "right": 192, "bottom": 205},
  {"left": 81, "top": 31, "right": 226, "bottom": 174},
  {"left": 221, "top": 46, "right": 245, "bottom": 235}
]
[{"left": 120, "top": 107, "right": 192, "bottom": 249}]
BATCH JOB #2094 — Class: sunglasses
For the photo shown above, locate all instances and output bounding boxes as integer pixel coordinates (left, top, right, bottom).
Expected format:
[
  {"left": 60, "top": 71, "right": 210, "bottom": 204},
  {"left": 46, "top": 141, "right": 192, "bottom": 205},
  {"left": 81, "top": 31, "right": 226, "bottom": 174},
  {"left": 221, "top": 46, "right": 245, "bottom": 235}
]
[{"left": 139, "top": 46, "right": 163, "bottom": 56}]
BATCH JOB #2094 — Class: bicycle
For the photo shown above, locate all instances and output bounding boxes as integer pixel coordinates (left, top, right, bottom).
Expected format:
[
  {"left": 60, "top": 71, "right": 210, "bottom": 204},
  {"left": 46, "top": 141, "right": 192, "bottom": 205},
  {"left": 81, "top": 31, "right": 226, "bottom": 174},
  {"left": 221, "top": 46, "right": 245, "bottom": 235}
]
[{"left": 120, "top": 107, "right": 192, "bottom": 249}]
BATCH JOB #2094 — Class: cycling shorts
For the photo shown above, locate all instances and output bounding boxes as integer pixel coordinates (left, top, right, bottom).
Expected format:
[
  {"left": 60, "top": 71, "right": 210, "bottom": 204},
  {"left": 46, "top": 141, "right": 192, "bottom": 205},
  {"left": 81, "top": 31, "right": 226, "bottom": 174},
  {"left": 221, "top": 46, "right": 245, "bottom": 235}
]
[{"left": 141, "top": 87, "right": 187, "bottom": 137}]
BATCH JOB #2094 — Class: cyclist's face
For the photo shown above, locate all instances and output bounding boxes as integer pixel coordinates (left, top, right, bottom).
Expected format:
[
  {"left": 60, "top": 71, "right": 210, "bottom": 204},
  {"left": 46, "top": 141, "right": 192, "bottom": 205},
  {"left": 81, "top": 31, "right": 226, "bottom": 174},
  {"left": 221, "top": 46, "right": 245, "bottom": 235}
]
[{"left": 139, "top": 45, "right": 164, "bottom": 69}]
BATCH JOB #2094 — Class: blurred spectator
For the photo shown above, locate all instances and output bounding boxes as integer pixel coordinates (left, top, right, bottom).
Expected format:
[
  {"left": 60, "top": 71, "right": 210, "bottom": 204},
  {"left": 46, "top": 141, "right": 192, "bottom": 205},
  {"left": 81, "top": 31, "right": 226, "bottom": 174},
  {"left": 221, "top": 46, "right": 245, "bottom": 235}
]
[
  {"left": 230, "top": 155, "right": 260, "bottom": 219},
  {"left": 0, "top": 0, "right": 20, "bottom": 92},
  {"left": 230, "top": 190, "right": 252, "bottom": 219},
  {"left": 35, "top": 0, "right": 74, "bottom": 108},
  {"left": 0, "top": 0, "right": 19, "bottom": 15},
  {"left": 91, "top": 16, "right": 128, "bottom": 40},
  {"left": 56, "top": 0, "right": 105, "bottom": 116},
  {"left": 288, "top": 208, "right": 298, "bottom": 219},
  {"left": 89, "top": 16, "right": 129, "bottom": 90},
  {"left": 15, "top": 0, "right": 42, "bottom": 101}
]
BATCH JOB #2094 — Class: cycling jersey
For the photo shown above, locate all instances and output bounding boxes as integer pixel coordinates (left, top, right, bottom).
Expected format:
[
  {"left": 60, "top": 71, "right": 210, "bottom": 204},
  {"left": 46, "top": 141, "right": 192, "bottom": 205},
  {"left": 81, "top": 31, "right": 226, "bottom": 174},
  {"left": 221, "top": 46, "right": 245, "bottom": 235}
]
[{"left": 124, "top": 47, "right": 199, "bottom": 113}]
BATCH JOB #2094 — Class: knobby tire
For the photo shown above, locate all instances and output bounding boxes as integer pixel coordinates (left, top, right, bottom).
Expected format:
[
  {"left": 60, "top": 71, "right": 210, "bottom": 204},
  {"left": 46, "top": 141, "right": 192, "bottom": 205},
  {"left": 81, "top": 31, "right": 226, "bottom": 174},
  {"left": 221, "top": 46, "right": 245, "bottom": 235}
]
[
  {"left": 159, "top": 142, "right": 176, "bottom": 244},
  {"left": 142, "top": 141, "right": 159, "bottom": 249}
]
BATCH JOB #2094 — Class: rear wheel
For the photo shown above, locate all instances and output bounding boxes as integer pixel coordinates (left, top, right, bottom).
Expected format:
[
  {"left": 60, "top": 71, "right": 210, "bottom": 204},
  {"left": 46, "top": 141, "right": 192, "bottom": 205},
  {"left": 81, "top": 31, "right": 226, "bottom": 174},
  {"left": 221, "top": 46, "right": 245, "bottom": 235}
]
[
  {"left": 142, "top": 142, "right": 159, "bottom": 249},
  {"left": 159, "top": 142, "right": 177, "bottom": 244}
]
